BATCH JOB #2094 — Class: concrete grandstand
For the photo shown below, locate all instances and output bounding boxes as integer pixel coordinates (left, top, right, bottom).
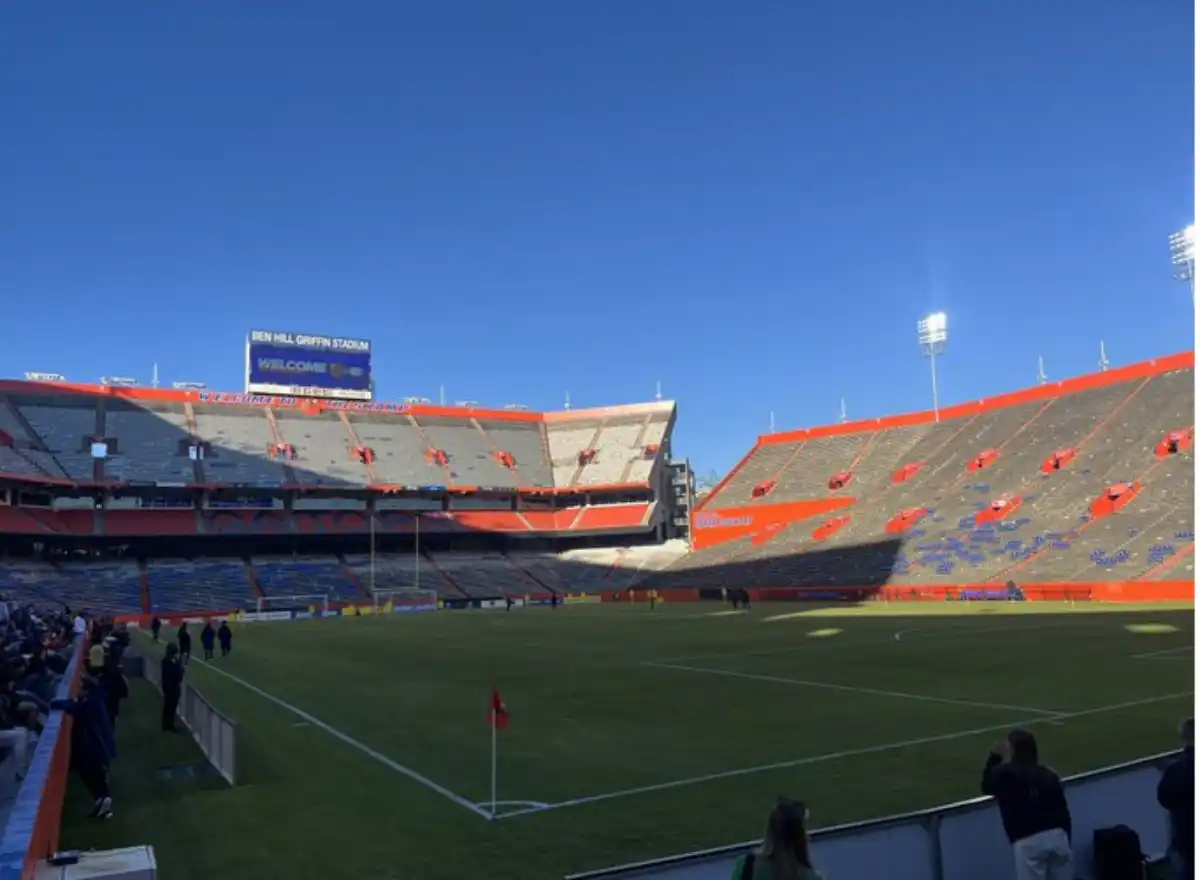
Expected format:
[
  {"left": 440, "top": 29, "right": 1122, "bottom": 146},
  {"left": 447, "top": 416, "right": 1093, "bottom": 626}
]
[
  {"left": 0, "top": 380, "right": 688, "bottom": 613},
  {"left": 0, "top": 351, "right": 1193, "bottom": 614},
  {"left": 640, "top": 351, "right": 1194, "bottom": 600}
]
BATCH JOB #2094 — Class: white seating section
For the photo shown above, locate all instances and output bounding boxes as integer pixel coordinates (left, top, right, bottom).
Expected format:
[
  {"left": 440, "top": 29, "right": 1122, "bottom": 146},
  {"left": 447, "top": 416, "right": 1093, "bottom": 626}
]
[
  {"left": 194, "top": 408, "right": 291, "bottom": 486},
  {"left": 105, "top": 406, "right": 195, "bottom": 484}
]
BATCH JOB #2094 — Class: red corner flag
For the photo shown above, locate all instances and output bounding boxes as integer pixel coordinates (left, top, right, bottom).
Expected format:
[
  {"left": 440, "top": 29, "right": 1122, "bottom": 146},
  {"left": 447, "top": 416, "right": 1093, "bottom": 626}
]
[{"left": 489, "top": 687, "right": 509, "bottom": 730}]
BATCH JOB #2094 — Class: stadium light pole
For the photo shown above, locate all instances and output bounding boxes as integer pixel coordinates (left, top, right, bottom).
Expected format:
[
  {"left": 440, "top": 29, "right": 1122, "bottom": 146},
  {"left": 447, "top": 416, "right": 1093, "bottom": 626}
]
[
  {"left": 917, "top": 312, "right": 948, "bottom": 422},
  {"left": 1168, "top": 224, "right": 1195, "bottom": 305}
]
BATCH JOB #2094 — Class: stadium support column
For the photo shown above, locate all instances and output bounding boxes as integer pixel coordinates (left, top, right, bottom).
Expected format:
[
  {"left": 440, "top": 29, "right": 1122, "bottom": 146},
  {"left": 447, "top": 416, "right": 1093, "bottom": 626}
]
[{"left": 917, "top": 312, "right": 948, "bottom": 422}]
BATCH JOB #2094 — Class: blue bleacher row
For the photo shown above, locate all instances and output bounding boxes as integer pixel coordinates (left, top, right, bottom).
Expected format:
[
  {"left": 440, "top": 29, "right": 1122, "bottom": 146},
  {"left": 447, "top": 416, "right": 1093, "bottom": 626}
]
[{"left": 0, "top": 546, "right": 687, "bottom": 616}]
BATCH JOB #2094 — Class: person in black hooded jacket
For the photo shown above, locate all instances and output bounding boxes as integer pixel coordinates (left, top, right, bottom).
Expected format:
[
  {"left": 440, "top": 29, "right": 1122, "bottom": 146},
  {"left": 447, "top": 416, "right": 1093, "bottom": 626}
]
[
  {"left": 1157, "top": 717, "right": 1193, "bottom": 880},
  {"left": 981, "top": 729, "right": 1073, "bottom": 880}
]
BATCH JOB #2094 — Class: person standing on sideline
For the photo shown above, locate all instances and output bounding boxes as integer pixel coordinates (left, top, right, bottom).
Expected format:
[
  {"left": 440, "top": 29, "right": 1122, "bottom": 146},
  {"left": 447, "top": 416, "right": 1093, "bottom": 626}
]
[
  {"left": 217, "top": 621, "right": 232, "bottom": 658},
  {"left": 160, "top": 644, "right": 184, "bottom": 732},
  {"left": 1158, "top": 717, "right": 1194, "bottom": 880},
  {"left": 200, "top": 621, "right": 215, "bottom": 661},
  {"left": 176, "top": 622, "right": 192, "bottom": 665},
  {"left": 981, "top": 730, "right": 1073, "bottom": 880},
  {"left": 150, "top": 617, "right": 162, "bottom": 642}
]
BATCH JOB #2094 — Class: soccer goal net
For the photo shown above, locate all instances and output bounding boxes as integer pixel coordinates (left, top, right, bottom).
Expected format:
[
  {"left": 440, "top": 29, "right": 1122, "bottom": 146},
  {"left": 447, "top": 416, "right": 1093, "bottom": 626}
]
[
  {"left": 256, "top": 594, "right": 330, "bottom": 615},
  {"left": 372, "top": 589, "right": 438, "bottom": 610}
]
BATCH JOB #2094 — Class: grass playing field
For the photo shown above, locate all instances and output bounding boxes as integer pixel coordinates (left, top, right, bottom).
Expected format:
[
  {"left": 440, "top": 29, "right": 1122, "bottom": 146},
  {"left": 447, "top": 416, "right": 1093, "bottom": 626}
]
[{"left": 61, "top": 601, "right": 1194, "bottom": 880}]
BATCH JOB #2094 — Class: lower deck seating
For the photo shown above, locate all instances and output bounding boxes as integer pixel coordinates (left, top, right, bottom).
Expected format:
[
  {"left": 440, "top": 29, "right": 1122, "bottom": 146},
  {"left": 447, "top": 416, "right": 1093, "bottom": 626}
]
[
  {"left": 253, "top": 559, "right": 360, "bottom": 602},
  {"left": 148, "top": 560, "right": 257, "bottom": 613},
  {"left": 344, "top": 553, "right": 458, "bottom": 599},
  {"left": 0, "top": 562, "right": 142, "bottom": 615}
]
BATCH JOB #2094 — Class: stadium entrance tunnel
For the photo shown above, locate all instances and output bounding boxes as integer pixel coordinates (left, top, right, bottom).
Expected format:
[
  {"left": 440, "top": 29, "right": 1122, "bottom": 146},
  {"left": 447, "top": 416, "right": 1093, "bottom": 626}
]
[
  {"left": 1041, "top": 448, "right": 1077, "bottom": 473},
  {"left": 975, "top": 496, "right": 1022, "bottom": 525},
  {"left": 967, "top": 448, "right": 999, "bottom": 472},
  {"left": 1090, "top": 482, "right": 1142, "bottom": 519},
  {"left": 827, "top": 470, "right": 853, "bottom": 491},
  {"left": 891, "top": 461, "right": 923, "bottom": 484},
  {"left": 1155, "top": 428, "right": 1193, "bottom": 457}
]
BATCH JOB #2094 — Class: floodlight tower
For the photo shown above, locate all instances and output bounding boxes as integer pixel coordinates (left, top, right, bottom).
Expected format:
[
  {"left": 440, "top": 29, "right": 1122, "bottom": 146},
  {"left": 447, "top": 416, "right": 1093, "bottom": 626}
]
[
  {"left": 1168, "top": 224, "right": 1195, "bottom": 303},
  {"left": 917, "top": 312, "right": 948, "bottom": 422}
]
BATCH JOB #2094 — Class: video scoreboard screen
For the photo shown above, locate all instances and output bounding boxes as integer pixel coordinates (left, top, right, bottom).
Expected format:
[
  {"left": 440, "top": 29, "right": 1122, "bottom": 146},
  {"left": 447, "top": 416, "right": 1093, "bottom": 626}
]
[{"left": 245, "top": 329, "right": 373, "bottom": 401}]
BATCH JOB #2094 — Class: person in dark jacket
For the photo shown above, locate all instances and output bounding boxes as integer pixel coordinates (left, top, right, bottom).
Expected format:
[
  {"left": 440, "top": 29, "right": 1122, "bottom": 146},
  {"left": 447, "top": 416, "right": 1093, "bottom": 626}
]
[
  {"left": 52, "top": 675, "right": 116, "bottom": 819},
  {"left": 150, "top": 616, "right": 162, "bottom": 642},
  {"left": 177, "top": 623, "right": 191, "bottom": 665},
  {"left": 200, "top": 621, "right": 216, "bottom": 661},
  {"left": 981, "top": 730, "right": 1073, "bottom": 880},
  {"left": 160, "top": 644, "right": 184, "bottom": 732},
  {"left": 100, "top": 646, "right": 128, "bottom": 729},
  {"left": 217, "top": 621, "right": 232, "bottom": 658},
  {"left": 1157, "top": 717, "right": 1194, "bottom": 880}
]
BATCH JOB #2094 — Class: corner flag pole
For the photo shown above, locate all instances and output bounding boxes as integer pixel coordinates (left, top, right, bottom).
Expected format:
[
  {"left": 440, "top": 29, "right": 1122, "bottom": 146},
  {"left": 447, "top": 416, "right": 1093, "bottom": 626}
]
[{"left": 490, "top": 712, "right": 498, "bottom": 819}]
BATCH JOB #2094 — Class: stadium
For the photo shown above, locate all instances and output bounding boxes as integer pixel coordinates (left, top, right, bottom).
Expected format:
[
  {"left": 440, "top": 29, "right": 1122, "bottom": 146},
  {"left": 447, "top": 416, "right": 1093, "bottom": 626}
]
[{"left": 0, "top": 328, "right": 1191, "bottom": 880}]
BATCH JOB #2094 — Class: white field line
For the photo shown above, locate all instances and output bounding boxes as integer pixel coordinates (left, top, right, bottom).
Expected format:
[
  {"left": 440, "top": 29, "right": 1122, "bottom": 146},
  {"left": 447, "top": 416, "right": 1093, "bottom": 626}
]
[
  {"left": 641, "top": 660, "right": 1063, "bottom": 717},
  {"left": 193, "top": 657, "right": 492, "bottom": 819},
  {"left": 653, "top": 618, "right": 1114, "bottom": 664},
  {"left": 1132, "top": 646, "right": 1195, "bottom": 660},
  {"left": 494, "top": 691, "right": 1194, "bottom": 821}
]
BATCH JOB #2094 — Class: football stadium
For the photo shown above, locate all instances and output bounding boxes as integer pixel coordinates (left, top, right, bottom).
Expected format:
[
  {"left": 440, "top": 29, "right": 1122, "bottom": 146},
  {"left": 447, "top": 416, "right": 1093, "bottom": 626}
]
[{"left": 0, "top": 334, "right": 1191, "bottom": 880}]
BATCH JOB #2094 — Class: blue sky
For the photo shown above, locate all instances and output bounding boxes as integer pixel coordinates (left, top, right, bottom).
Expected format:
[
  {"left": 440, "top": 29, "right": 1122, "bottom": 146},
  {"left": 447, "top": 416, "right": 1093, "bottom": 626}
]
[{"left": 1, "top": 1, "right": 1193, "bottom": 476}]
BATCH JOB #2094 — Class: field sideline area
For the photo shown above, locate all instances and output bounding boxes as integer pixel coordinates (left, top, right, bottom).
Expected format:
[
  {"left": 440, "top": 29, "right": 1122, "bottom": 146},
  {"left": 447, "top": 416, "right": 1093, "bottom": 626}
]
[{"left": 62, "top": 602, "right": 1194, "bottom": 879}]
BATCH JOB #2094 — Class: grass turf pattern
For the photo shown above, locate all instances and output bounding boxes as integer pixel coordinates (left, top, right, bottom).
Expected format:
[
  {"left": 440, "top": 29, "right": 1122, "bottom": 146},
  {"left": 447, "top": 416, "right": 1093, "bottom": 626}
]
[{"left": 62, "top": 602, "right": 1193, "bottom": 879}]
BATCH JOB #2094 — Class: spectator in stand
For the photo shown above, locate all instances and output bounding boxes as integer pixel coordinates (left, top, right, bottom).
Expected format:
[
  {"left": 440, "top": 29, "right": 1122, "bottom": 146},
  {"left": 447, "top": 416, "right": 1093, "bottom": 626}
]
[
  {"left": 73, "top": 611, "right": 87, "bottom": 638},
  {"left": 160, "top": 644, "right": 184, "bottom": 733},
  {"left": 0, "top": 678, "right": 33, "bottom": 781},
  {"left": 217, "top": 621, "right": 232, "bottom": 658},
  {"left": 150, "top": 616, "right": 162, "bottom": 642},
  {"left": 1157, "top": 717, "right": 1193, "bottom": 880},
  {"left": 200, "top": 621, "right": 216, "bottom": 661},
  {"left": 981, "top": 730, "right": 1073, "bottom": 880},
  {"left": 52, "top": 674, "right": 116, "bottom": 820},
  {"left": 177, "top": 622, "right": 192, "bottom": 665},
  {"left": 730, "top": 798, "right": 822, "bottom": 880}
]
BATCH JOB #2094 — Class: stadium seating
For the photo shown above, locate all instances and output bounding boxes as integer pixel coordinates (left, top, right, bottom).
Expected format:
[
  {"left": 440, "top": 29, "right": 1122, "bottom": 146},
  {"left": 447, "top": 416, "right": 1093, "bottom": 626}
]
[
  {"left": 475, "top": 419, "right": 554, "bottom": 487},
  {"left": 0, "top": 561, "right": 142, "bottom": 615},
  {"left": 147, "top": 559, "right": 256, "bottom": 613},
  {"left": 272, "top": 411, "right": 369, "bottom": 486},
  {"left": 344, "top": 552, "right": 461, "bottom": 599},
  {"left": 253, "top": 558, "right": 362, "bottom": 602},
  {"left": 104, "top": 401, "right": 195, "bottom": 485},
  {"left": 12, "top": 400, "right": 97, "bottom": 481},
  {"left": 193, "top": 406, "right": 293, "bottom": 486},
  {"left": 647, "top": 361, "right": 1195, "bottom": 591}
]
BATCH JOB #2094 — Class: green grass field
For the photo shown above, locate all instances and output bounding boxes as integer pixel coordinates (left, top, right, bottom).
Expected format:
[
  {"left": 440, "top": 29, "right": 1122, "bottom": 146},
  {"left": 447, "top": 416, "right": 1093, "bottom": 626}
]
[{"left": 61, "top": 601, "right": 1194, "bottom": 880}]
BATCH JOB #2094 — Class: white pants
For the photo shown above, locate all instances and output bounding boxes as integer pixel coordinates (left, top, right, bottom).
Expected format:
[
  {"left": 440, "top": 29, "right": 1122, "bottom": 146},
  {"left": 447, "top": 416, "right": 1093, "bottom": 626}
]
[
  {"left": 1013, "top": 828, "right": 1073, "bottom": 880},
  {"left": 0, "top": 729, "right": 29, "bottom": 779}
]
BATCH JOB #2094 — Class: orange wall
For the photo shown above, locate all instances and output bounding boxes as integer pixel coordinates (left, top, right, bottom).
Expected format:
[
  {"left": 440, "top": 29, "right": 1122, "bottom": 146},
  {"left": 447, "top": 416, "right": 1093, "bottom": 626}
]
[{"left": 691, "top": 498, "right": 854, "bottom": 549}]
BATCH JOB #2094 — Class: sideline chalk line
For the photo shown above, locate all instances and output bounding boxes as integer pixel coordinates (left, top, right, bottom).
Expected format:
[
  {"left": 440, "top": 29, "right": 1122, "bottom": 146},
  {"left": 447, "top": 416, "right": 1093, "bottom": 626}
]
[
  {"left": 192, "top": 656, "right": 492, "bottom": 819},
  {"left": 654, "top": 618, "right": 1114, "bottom": 664},
  {"left": 493, "top": 690, "right": 1194, "bottom": 820},
  {"left": 640, "top": 660, "right": 1063, "bottom": 716},
  {"left": 1132, "top": 645, "right": 1194, "bottom": 660}
]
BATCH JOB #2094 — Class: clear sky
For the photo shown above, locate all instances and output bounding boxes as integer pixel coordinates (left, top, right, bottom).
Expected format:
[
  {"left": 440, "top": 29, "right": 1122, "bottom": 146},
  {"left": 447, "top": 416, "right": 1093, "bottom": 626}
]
[{"left": 1, "top": 1, "right": 1193, "bottom": 477}]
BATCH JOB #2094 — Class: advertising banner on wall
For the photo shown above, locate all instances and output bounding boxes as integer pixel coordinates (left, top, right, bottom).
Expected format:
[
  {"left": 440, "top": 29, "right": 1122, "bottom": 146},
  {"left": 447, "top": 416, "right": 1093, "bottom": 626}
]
[{"left": 245, "top": 329, "right": 373, "bottom": 401}]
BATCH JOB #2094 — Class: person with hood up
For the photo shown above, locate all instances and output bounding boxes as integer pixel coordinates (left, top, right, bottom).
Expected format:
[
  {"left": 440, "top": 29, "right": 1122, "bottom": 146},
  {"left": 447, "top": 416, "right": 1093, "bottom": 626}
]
[
  {"left": 981, "top": 729, "right": 1073, "bottom": 880},
  {"left": 217, "top": 620, "right": 232, "bottom": 658},
  {"left": 200, "top": 621, "right": 216, "bottom": 661},
  {"left": 730, "top": 798, "right": 823, "bottom": 880},
  {"left": 52, "top": 674, "right": 116, "bottom": 819},
  {"left": 177, "top": 622, "right": 192, "bottom": 665},
  {"left": 150, "top": 616, "right": 162, "bottom": 642},
  {"left": 1157, "top": 717, "right": 1194, "bottom": 880}
]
